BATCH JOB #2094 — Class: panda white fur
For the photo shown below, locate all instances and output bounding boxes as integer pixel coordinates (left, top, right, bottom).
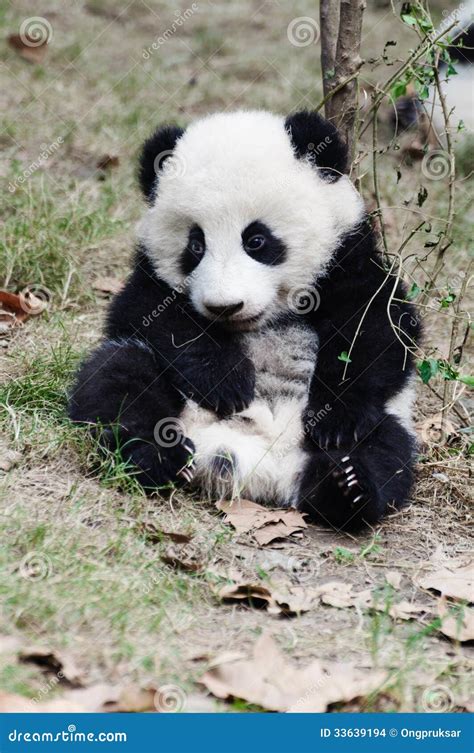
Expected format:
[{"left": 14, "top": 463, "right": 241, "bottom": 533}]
[{"left": 69, "top": 109, "right": 420, "bottom": 530}]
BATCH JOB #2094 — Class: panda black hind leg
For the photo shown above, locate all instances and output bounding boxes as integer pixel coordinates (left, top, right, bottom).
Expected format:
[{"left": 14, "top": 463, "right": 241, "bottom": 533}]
[
  {"left": 68, "top": 338, "right": 195, "bottom": 491},
  {"left": 298, "top": 414, "right": 416, "bottom": 530}
]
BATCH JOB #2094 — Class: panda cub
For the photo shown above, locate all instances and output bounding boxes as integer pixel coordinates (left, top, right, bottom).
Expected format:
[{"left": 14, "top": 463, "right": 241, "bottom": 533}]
[{"left": 69, "top": 110, "right": 420, "bottom": 529}]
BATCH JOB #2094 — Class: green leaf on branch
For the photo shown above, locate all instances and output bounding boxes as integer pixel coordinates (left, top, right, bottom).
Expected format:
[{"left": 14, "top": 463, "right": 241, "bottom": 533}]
[
  {"left": 407, "top": 283, "right": 421, "bottom": 300},
  {"left": 418, "top": 358, "right": 439, "bottom": 384},
  {"left": 458, "top": 375, "right": 474, "bottom": 388},
  {"left": 338, "top": 351, "right": 352, "bottom": 364}
]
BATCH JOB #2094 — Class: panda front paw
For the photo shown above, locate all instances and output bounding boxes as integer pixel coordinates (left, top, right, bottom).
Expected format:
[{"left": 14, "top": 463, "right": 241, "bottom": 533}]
[
  {"left": 199, "top": 357, "right": 256, "bottom": 417},
  {"left": 306, "top": 404, "right": 382, "bottom": 450},
  {"left": 125, "top": 438, "right": 196, "bottom": 490}
]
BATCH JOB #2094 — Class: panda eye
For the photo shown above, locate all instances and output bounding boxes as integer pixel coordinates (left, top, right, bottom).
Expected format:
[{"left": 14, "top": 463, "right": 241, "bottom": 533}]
[
  {"left": 187, "top": 225, "right": 205, "bottom": 257},
  {"left": 245, "top": 234, "right": 266, "bottom": 252},
  {"left": 190, "top": 238, "right": 205, "bottom": 256}
]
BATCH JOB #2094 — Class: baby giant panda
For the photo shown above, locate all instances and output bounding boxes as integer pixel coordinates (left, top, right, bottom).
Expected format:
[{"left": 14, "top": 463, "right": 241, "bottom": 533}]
[{"left": 69, "top": 110, "right": 420, "bottom": 529}]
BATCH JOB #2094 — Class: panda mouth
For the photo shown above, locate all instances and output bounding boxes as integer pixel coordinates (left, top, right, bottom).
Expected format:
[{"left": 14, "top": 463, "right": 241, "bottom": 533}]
[{"left": 223, "top": 311, "right": 265, "bottom": 331}]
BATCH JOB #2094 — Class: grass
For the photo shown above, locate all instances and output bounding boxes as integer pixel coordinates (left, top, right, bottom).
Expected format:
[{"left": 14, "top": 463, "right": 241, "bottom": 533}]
[{"left": 0, "top": 0, "right": 471, "bottom": 712}]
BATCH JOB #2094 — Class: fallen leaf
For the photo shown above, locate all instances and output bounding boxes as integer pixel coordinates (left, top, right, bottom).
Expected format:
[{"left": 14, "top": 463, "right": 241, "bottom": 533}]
[
  {"left": 0, "top": 691, "right": 84, "bottom": 713},
  {"left": 0, "top": 448, "right": 23, "bottom": 473},
  {"left": 201, "top": 632, "right": 386, "bottom": 712},
  {"left": 388, "top": 600, "right": 427, "bottom": 621},
  {"left": 417, "top": 559, "right": 473, "bottom": 603},
  {"left": 8, "top": 34, "right": 49, "bottom": 64},
  {"left": 385, "top": 570, "right": 402, "bottom": 589},
  {"left": 217, "top": 499, "right": 306, "bottom": 545},
  {"left": 104, "top": 685, "right": 156, "bottom": 712},
  {"left": 92, "top": 277, "right": 124, "bottom": 296},
  {"left": 214, "top": 580, "right": 318, "bottom": 616},
  {"left": 0, "top": 289, "right": 48, "bottom": 333},
  {"left": 19, "top": 647, "right": 85, "bottom": 687},
  {"left": 317, "top": 581, "right": 356, "bottom": 608},
  {"left": 96, "top": 154, "right": 120, "bottom": 170},
  {"left": 161, "top": 545, "right": 203, "bottom": 573},
  {"left": 138, "top": 521, "right": 192, "bottom": 544},
  {"left": 437, "top": 598, "right": 474, "bottom": 642}
]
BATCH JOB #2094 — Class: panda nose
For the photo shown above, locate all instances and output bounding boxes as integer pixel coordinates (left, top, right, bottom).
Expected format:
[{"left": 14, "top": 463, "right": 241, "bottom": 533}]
[{"left": 205, "top": 301, "right": 244, "bottom": 318}]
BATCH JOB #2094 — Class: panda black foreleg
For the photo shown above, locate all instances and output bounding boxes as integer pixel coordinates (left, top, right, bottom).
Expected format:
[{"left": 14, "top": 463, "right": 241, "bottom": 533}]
[
  {"left": 298, "top": 414, "right": 416, "bottom": 530},
  {"left": 68, "top": 339, "right": 195, "bottom": 490}
]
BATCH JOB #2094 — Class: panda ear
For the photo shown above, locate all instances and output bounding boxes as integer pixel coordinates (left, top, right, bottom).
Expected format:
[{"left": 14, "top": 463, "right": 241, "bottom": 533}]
[
  {"left": 138, "top": 125, "right": 185, "bottom": 203},
  {"left": 285, "top": 110, "right": 348, "bottom": 181}
]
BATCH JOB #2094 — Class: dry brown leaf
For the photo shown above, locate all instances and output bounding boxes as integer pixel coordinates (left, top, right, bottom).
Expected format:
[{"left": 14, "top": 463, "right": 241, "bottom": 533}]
[
  {"left": 138, "top": 521, "right": 192, "bottom": 544},
  {"left": 217, "top": 499, "right": 306, "bottom": 545},
  {"left": 161, "top": 545, "right": 203, "bottom": 573},
  {"left": 201, "top": 632, "right": 386, "bottom": 712},
  {"left": 8, "top": 34, "right": 49, "bottom": 64},
  {"left": 417, "top": 559, "right": 473, "bottom": 603},
  {"left": 388, "top": 600, "right": 427, "bottom": 621},
  {"left": 92, "top": 277, "right": 124, "bottom": 296},
  {"left": 0, "top": 448, "right": 23, "bottom": 473},
  {"left": 0, "top": 691, "right": 84, "bottom": 713},
  {"left": 317, "top": 581, "right": 356, "bottom": 608},
  {"left": 104, "top": 685, "right": 156, "bottom": 712},
  {"left": 214, "top": 580, "right": 318, "bottom": 616},
  {"left": 385, "top": 570, "right": 402, "bottom": 589},
  {"left": 437, "top": 598, "right": 474, "bottom": 642},
  {"left": 19, "top": 647, "right": 85, "bottom": 686},
  {"left": 96, "top": 154, "right": 120, "bottom": 170}
]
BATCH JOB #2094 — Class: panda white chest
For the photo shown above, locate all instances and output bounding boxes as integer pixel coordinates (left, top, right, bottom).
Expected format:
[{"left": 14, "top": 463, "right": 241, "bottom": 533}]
[{"left": 181, "top": 322, "right": 318, "bottom": 505}]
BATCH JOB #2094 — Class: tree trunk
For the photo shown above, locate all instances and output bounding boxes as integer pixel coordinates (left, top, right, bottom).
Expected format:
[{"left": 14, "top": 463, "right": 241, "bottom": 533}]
[{"left": 319, "top": 0, "right": 366, "bottom": 166}]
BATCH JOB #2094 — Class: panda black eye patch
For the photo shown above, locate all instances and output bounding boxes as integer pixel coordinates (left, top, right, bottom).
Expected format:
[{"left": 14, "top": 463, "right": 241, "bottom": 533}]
[
  {"left": 241, "top": 221, "right": 286, "bottom": 266},
  {"left": 180, "top": 224, "right": 206, "bottom": 274}
]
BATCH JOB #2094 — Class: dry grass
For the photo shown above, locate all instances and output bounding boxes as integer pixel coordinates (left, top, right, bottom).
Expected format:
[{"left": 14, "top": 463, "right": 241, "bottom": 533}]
[{"left": 0, "top": 0, "right": 472, "bottom": 712}]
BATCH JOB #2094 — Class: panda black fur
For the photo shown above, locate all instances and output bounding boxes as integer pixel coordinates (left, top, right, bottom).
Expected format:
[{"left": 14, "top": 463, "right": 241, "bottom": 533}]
[{"left": 69, "top": 109, "right": 420, "bottom": 530}]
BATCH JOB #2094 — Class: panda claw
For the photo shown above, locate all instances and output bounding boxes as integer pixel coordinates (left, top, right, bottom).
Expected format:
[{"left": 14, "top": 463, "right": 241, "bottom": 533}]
[
  {"left": 344, "top": 465, "right": 354, "bottom": 475},
  {"left": 341, "top": 455, "right": 350, "bottom": 463},
  {"left": 347, "top": 479, "right": 358, "bottom": 488},
  {"left": 352, "top": 493, "right": 364, "bottom": 506}
]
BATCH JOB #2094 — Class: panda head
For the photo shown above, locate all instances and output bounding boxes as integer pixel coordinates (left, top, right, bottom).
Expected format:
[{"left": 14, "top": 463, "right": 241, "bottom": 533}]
[{"left": 137, "top": 110, "right": 364, "bottom": 330}]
